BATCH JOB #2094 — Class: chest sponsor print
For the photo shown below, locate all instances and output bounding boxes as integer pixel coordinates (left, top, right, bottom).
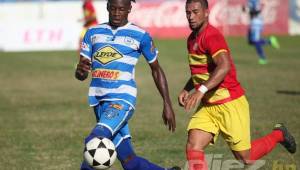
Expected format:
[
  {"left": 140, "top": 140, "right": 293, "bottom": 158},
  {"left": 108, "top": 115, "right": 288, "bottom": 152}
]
[
  {"left": 92, "top": 69, "right": 120, "bottom": 80},
  {"left": 93, "top": 45, "right": 123, "bottom": 65}
]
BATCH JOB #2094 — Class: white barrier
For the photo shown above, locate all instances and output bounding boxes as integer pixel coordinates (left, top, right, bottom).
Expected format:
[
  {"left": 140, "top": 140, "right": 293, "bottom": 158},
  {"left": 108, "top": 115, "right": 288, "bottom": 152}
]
[
  {"left": 0, "top": 1, "right": 299, "bottom": 52},
  {"left": 0, "top": 1, "right": 108, "bottom": 52},
  {"left": 289, "top": 0, "right": 300, "bottom": 35}
]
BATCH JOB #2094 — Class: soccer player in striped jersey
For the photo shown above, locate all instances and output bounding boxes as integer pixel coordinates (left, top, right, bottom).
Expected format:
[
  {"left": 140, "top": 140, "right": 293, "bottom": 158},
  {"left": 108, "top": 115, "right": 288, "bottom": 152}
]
[
  {"left": 244, "top": 0, "right": 280, "bottom": 65},
  {"left": 75, "top": 0, "right": 180, "bottom": 170},
  {"left": 179, "top": 0, "right": 296, "bottom": 169}
]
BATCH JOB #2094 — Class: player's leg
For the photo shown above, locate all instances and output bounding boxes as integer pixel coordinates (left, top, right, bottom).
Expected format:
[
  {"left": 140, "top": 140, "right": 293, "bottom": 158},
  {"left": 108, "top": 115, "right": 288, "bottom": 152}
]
[
  {"left": 249, "top": 27, "right": 268, "bottom": 64},
  {"left": 232, "top": 123, "right": 296, "bottom": 164},
  {"left": 269, "top": 36, "right": 280, "bottom": 49},
  {"left": 115, "top": 123, "right": 181, "bottom": 170},
  {"left": 186, "top": 129, "right": 213, "bottom": 170},
  {"left": 223, "top": 96, "right": 296, "bottom": 164},
  {"left": 254, "top": 42, "right": 267, "bottom": 64},
  {"left": 85, "top": 101, "right": 133, "bottom": 142},
  {"left": 81, "top": 101, "right": 134, "bottom": 170},
  {"left": 186, "top": 106, "right": 219, "bottom": 170}
]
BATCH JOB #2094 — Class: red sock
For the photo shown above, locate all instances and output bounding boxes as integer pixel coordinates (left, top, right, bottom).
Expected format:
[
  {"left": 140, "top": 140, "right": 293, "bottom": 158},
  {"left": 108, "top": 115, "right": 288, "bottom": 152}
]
[
  {"left": 186, "top": 149, "right": 208, "bottom": 170},
  {"left": 250, "top": 130, "right": 284, "bottom": 161}
]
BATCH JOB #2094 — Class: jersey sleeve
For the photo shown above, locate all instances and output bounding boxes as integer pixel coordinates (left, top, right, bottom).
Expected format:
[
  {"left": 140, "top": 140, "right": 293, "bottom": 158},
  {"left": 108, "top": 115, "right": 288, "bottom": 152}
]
[
  {"left": 140, "top": 32, "right": 158, "bottom": 63},
  {"left": 80, "top": 29, "right": 92, "bottom": 60},
  {"left": 205, "top": 32, "right": 228, "bottom": 58}
]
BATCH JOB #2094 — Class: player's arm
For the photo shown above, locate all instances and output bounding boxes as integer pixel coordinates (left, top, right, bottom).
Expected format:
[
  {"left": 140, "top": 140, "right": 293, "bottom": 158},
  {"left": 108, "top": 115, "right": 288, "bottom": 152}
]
[
  {"left": 184, "top": 52, "right": 231, "bottom": 111},
  {"left": 149, "top": 60, "right": 176, "bottom": 132},
  {"left": 202, "top": 52, "right": 230, "bottom": 92},
  {"left": 75, "top": 55, "right": 91, "bottom": 81},
  {"left": 140, "top": 32, "right": 176, "bottom": 132},
  {"left": 76, "top": 28, "right": 92, "bottom": 81},
  {"left": 178, "top": 77, "right": 193, "bottom": 107}
]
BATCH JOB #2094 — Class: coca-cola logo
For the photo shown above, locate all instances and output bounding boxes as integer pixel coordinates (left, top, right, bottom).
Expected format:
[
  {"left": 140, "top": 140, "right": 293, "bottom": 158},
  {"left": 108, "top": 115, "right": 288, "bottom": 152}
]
[
  {"left": 129, "top": 1, "right": 188, "bottom": 28},
  {"left": 129, "top": 0, "right": 281, "bottom": 28},
  {"left": 209, "top": 0, "right": 281, "bottom": 26}
]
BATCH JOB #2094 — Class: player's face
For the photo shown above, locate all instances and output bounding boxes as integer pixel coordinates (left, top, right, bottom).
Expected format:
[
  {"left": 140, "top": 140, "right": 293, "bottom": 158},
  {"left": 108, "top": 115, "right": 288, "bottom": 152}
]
[
  {"left": 107, "top": 0, "right": 131, "bottom": 28},
  {"left": 186, "top": 2, "right": 208, "bottom": 31}
]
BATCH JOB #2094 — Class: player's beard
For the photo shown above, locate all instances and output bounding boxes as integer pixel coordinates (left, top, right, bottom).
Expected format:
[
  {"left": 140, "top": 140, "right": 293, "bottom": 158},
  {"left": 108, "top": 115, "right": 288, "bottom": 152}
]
[{"left": 193, "top": 20, "right": 207, "bottom": 35}]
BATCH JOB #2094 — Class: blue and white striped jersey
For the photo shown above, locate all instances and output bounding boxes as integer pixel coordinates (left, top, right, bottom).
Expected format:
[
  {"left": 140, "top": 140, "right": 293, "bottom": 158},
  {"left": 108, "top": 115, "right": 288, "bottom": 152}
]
[
  {"left": 250, "top": 16, "right": 263, "bottom": 41},
  {"left": 80, "top": 22, "right": 158, "bottom": 108},
  {"left": 248, "top": 0, "right": 261, "bottom": 12}
]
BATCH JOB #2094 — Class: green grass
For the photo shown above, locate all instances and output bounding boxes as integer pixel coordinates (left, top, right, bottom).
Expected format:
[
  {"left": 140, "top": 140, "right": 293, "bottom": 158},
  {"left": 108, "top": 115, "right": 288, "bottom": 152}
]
[{"left": 0, "top": 36, "right": 299, "bottom": 170}]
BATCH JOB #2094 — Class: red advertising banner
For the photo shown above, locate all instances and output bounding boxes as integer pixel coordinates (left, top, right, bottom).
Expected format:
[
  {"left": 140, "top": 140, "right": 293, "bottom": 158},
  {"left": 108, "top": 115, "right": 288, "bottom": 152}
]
[{"left": 129, "top": 0, "right": 288, "bottom": 38}]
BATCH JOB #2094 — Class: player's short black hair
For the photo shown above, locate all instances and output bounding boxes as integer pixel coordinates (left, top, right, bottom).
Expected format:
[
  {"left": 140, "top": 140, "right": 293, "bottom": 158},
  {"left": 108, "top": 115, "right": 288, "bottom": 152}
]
[{"left": 186, "top": 0, "right": 208, "bottom": 9}]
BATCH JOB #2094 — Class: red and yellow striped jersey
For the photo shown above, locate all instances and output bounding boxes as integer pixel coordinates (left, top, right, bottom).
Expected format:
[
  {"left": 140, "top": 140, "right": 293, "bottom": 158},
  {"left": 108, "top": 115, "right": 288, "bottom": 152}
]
[{"left": 187, "top": 24, "right": 244, "bottom": 105}]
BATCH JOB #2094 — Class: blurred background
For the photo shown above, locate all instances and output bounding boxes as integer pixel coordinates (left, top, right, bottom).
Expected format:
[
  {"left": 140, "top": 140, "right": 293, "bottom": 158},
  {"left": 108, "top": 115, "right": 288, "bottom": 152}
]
[
  {"left": 0, "top": 0, "right": 299, "bottom": 170},
  {"left": 1, "top": 0, "right": 299, "bottom": 51}
]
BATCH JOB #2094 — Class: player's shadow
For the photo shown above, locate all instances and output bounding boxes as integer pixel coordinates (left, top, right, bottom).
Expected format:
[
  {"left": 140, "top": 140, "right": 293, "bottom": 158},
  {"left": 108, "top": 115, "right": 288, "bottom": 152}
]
[{"left": 276, "top": 90, "right": 300, "bottom": 96}]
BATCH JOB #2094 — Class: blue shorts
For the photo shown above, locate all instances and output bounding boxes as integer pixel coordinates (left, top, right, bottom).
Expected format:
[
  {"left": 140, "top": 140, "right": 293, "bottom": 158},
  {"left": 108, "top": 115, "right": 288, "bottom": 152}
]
[{"left": 93, "top": 100, "right": 134, "bottom": 147}]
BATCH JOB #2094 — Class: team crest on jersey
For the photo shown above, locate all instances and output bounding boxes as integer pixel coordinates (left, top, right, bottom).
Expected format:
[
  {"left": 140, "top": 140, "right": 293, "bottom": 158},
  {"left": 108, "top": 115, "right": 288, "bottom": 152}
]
[
  {"left": 193, "top": 43, "right": 198, "bottom": 51},
  {"left": 104, "top": 109, "right": 119, "bottom": 119},
  {"left": 93, "top": 45, "right": 123, "bottom": 65},
  {"left": 124, "top": 37, "right": 135, "bottom": 45}
]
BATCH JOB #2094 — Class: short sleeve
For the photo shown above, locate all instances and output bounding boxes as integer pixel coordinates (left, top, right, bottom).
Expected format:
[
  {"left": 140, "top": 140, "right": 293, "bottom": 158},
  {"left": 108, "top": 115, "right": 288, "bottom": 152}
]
[
  {"left": 206, "top": 32, "right": 228, "bottom": 58},
  {"left": 140, "top": 32, "right": 158, "bottom": 63},
  {"left": 80, "top": 29, "right": 92, "bottom": 60}
]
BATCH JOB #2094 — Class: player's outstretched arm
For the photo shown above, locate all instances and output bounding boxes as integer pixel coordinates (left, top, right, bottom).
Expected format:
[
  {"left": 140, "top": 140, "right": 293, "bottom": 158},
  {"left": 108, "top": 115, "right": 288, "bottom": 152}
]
[
  {"left": 149, "top": 60, "right": 176, "bottom": 132},
  {"left": 75, "top": 56, "right": 91, "bottom": 81}
]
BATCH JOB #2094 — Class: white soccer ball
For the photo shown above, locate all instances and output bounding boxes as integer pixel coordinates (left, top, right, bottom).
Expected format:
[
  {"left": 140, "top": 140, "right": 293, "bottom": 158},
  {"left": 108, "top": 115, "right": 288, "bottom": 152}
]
[{"left": 84, "top": 137, "right": 117, "bottom": 170}]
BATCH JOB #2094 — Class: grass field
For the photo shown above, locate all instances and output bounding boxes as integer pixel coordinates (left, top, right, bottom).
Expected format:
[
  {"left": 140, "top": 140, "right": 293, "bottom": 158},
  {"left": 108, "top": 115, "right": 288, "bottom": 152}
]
[{"left": 0, "top": 36, "right": 299, "bottom": 170}]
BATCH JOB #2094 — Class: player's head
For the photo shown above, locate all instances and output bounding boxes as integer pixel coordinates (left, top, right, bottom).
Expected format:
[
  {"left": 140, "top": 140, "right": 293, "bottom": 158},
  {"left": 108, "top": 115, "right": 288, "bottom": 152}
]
[
  {"left": 107, "top": 0, "right": 135, "bottom": 28},
  {"left": 185, "top": 0, "right": 209, "bottom": 31}
]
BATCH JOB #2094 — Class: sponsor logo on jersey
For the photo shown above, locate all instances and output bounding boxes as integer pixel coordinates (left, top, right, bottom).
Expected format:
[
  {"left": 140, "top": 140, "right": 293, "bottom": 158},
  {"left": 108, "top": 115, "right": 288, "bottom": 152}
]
[
  {"left": 93, "top": 45, "right": 123, "bottom": 65},
  {"left": 110, "top": 104, "right": 123, "bottom": 110},
  {"left": 92, "top": 69, "right": 120, "bottom": 80}
]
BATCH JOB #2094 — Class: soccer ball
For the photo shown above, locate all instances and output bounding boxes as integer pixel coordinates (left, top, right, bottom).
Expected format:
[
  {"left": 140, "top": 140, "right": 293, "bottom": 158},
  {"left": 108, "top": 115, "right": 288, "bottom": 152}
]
[{"left": 84, "top": 137, "right": 117, "bottom": 169}]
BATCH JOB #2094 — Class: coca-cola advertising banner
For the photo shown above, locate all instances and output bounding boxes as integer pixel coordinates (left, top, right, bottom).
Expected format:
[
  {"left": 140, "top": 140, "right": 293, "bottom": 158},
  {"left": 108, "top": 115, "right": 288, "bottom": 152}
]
[{"left": 130, "top": 0, "right": 289, "bottom": 38}]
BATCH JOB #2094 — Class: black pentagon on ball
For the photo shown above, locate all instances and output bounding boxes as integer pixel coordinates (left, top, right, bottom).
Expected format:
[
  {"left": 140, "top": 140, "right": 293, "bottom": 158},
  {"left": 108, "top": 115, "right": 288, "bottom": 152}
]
[
  {"left": 103, "top": 159, "right": 111, "bottom": 166},
  {"left": 108, "top": 149, "right": 115, "bottom": 157},
  {"left": 92, "top": 159, "right": 101, "bottom": 166},
  {"left": 88, "top": 149, "right": 96, "bottom": 157},
  {"left": 97, "top": 141, "right": 107, "bottom": 148}
]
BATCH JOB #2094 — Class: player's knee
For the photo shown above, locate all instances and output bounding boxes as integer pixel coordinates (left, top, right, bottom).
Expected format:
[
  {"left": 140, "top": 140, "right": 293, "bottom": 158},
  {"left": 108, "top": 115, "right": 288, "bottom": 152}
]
[
  {"left": 186, "top": 138, "right": 206, "bottom": 151},
  {"left": 233, "top": 152, "right": 253, "bottom": 165},
  {"left": 240, "top": 158, "right": 254, "bottom": 165},
  {"left": 85, "top": 124, "right": 112, "bottom": 144}
]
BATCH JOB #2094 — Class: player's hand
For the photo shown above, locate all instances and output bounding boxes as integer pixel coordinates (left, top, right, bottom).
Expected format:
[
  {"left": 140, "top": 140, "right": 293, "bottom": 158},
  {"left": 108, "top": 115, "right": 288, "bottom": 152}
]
[
  {"left": 184, "top": 91, "right": 204, "bottom": 112},
  {"left": 178, "top": 89, "right": 189, "bottom": 107},
  {"left": 162, "top": 103, "right": 176, "bottom": 132},
  {"left": 76, "top": 58, "right": 91, "bottom": 74},
  {"left": 75, "top": 58, "right": 91, "bottom": 81}
]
